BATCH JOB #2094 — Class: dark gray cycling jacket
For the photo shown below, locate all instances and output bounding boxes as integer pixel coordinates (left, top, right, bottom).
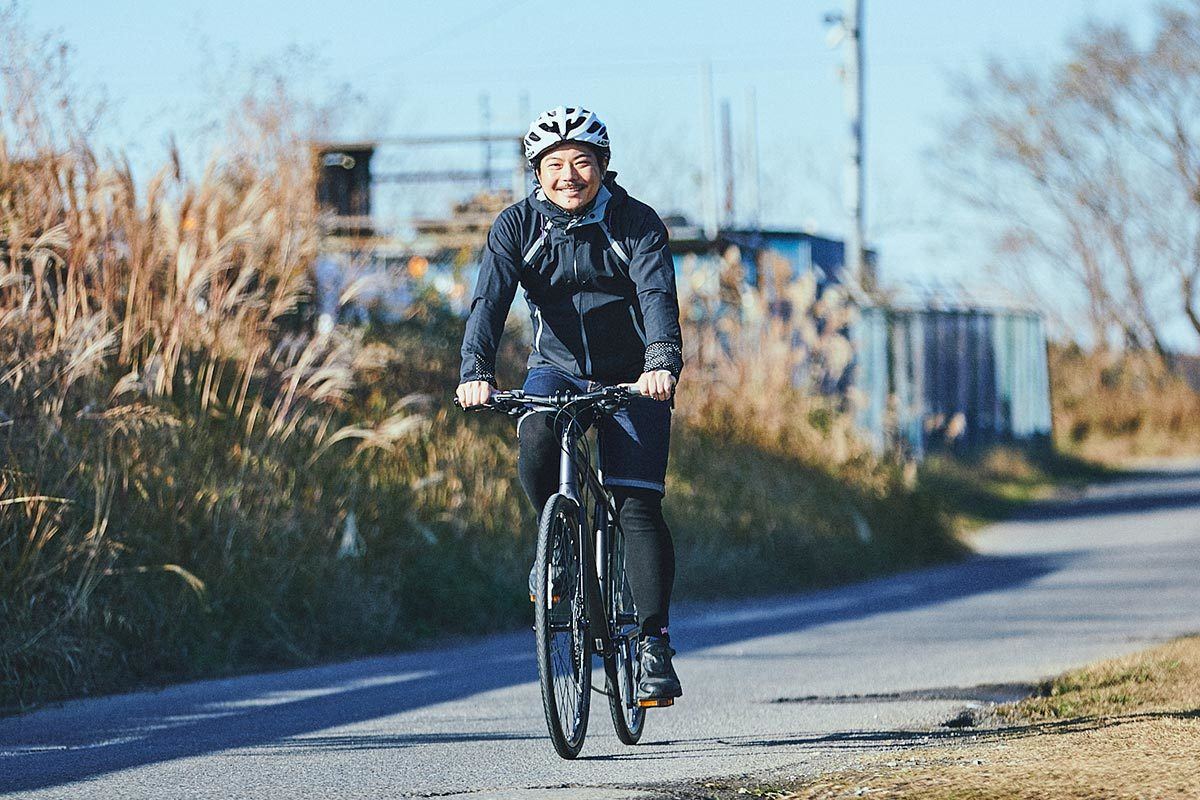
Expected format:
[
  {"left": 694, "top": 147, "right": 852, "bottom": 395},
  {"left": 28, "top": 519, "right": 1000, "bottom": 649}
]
[{"left": 459, "top": 174, "right": 683, "bottom": 386}]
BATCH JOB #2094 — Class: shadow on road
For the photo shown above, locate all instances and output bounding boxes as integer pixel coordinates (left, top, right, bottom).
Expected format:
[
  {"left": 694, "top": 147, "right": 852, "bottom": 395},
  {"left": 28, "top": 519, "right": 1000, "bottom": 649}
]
[
  {"left": 1011, "top": 479, "right": 1200, "bottom": 523},
  {"left": 1109, "top": 466, "right": 1200, "bottom": 483},
  {"left": 0, "top": 546, "right": 1071, "bottom": 794}
]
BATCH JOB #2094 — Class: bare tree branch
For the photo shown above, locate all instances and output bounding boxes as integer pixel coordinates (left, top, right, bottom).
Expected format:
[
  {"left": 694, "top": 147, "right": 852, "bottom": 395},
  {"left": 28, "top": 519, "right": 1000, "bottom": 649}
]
[{"left": 935, "top": 0, "right": 1200, "bottom": 351}]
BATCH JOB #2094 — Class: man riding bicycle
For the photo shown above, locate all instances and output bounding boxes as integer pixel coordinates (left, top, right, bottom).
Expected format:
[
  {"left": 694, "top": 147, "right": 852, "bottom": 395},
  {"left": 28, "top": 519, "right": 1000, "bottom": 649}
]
[{"left": 455, "top": 106, "right": 683, "bottom": 703}]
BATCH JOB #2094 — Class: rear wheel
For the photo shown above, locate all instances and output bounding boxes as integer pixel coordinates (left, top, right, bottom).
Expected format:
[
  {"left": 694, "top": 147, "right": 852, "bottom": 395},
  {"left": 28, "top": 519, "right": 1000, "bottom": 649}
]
[
  {"left": 534, "top": 494, "right": 591, "bottom": 759},
  {"left": 604, "top": 520, "right": 645, "bottom": 744}
]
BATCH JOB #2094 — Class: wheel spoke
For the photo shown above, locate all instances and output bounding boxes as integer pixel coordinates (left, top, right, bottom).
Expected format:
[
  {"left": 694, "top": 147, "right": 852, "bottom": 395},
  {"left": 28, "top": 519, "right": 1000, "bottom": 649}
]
[
  {"left": 538, "top": 500, "right": 590, "bottom": 751},
  {"left": 603, "top": 521, "right": 645, "bottom": 744}
]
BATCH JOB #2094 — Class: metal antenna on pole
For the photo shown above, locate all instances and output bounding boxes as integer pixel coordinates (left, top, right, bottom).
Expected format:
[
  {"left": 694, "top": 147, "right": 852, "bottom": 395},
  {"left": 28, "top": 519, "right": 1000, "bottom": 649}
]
[{"left": 826, "top": 0, "right": 866, "bottom": 289}]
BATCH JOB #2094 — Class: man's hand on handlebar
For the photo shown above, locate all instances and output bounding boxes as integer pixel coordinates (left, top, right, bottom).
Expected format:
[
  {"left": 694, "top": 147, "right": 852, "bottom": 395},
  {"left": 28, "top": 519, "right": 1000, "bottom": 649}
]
[
  {"left": 457, "top": 376, "right": 670, "bottom": 410},
  {"left": 456, "top": 380, "right": 495, "bottom": 408},
  {"left": 633, "top": 370, "right": 676, "bottom": 402}
]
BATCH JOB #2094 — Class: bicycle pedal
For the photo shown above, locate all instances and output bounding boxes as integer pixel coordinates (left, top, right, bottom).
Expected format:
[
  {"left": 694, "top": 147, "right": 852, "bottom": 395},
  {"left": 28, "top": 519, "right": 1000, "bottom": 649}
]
[
  {"left": 529, "top": 593, "right": 562, "bottom": 604},
  {"left": 637, "top": 698, "right": 674, "bottom": 708}
]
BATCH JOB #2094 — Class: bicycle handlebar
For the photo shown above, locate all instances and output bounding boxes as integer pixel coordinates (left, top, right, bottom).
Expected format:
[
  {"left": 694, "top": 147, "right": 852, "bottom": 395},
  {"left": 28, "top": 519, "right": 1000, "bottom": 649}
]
[{"left": 453, "top": 384, "right": 644, "bottom": 416}]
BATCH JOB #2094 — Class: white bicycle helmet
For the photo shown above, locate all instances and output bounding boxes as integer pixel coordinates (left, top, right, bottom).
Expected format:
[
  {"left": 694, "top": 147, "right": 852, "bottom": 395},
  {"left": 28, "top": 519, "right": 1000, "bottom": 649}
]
[{"left": 524, "top": 105, "right": 610, "bottom": 166}]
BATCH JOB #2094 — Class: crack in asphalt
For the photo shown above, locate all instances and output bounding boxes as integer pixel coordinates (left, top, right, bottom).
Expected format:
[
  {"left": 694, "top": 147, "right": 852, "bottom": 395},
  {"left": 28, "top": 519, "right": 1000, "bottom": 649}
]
[{"left": 770, "top": 683, "right": 1034, "bottom": 706}]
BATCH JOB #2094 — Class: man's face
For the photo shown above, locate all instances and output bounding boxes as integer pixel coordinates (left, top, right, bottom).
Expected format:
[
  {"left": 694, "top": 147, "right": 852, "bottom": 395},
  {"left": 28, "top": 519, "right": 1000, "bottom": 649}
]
[{"left": 536, "top": 143, "right": 605, "bottom": 212}]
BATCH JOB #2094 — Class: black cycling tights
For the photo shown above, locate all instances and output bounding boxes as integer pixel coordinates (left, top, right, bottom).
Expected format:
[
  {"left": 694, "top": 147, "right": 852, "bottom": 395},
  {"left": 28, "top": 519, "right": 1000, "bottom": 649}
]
[{"left": 518, "top": 413, "right": 675, "bottom": 639}]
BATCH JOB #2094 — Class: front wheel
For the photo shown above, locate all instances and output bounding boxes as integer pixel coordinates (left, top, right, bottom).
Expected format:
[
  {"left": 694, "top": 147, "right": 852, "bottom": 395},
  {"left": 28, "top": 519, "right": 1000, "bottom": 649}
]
[{"left": 534, "top": 494, "right": 591, "bottom": 759}]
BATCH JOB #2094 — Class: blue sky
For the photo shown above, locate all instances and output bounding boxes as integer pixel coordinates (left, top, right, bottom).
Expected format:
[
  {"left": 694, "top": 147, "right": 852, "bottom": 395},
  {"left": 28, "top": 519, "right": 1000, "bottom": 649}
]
[{"left": 27, "top": 0, "right": 1155, "bottom": 296}]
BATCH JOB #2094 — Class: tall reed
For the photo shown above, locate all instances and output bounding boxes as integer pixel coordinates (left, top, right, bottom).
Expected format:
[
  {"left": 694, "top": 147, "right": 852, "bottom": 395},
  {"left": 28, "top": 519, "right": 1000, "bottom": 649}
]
[
  {"left": 674, "top": 246, "right": 865, "bottom": 464},
  {"left": 0, "top": 15, "right": 415, "bottom": 708}
]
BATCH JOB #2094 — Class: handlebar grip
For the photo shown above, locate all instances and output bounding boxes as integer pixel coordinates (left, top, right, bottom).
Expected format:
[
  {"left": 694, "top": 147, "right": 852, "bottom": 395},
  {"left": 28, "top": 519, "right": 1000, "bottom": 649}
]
[
  {"left": 453, "top": 389, "right": 524, "bottom": 412},
  {"left": 452, "top": 395, "right": 493, "bottom": 412}
]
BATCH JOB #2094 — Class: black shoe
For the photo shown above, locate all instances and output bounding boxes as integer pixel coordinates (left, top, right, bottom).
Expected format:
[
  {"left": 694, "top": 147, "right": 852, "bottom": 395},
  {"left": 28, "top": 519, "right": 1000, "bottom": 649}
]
[{"left": 636, "top": 636, "right": 682, "bottom": 700}]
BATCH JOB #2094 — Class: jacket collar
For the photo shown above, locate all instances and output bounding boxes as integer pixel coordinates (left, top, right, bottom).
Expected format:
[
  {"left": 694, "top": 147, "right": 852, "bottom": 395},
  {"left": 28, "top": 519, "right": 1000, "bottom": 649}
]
[{"left": 531, "top": 172, "right": 623, "bottom": 230}]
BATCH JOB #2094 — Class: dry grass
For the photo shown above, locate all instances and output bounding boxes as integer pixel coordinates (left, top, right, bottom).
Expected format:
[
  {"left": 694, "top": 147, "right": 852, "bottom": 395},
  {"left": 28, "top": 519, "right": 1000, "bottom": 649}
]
[
  {"left": 697, "top": 638, "right": 1200, "bottom": 800},
  {"left": 779, "top": 721, "right": 1200, "bottom": 800},
  {"left": 674, "top": 248, "right": 867, "bottom": 468},
  {"left": 1051, "top": 344, "right": 1200, "bottom": 463},
  {"left": 1015, "top": 637, "right": 1200, "bottom": 721}
]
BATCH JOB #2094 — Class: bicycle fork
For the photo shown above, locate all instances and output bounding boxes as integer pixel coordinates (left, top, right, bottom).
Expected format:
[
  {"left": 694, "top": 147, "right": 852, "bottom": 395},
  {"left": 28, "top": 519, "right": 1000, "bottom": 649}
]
[{"left": 557, "top": 423, "right": 613, "bottom": 659}]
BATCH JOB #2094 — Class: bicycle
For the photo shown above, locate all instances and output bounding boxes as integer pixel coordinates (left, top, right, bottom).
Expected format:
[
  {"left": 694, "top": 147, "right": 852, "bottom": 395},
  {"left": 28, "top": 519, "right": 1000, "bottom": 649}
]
[{"left": 455, "top": 384, "right": 671, "bottom": 759}]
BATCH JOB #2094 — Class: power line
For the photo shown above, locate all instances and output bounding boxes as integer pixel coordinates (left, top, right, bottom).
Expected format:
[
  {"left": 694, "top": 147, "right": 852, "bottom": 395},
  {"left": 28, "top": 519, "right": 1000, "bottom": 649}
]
[{"left": 350, "top": 0, "right": 530, "bottom": 75}]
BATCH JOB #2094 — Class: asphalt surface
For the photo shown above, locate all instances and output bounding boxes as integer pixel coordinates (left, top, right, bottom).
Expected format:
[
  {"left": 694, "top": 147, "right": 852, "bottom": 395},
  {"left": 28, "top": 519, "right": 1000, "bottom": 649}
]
[{"left": 4, "top": 463, "right": 1200, "bottom": 799}]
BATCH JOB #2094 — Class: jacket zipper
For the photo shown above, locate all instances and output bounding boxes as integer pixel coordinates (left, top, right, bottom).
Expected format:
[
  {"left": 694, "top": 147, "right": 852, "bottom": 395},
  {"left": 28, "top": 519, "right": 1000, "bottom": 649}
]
[{"left": 574, "top": 250, "right": 593, "bottom": 374}]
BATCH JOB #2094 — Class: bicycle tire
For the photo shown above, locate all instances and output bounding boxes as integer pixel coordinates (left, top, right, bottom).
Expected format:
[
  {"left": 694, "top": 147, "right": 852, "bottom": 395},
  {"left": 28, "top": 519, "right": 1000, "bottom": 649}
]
[
  {"left": 603, "top": 517, "right": 645, "bottom": 744},
  {"left": 534, "top": 493, "right": 591, "bottom": 759}
]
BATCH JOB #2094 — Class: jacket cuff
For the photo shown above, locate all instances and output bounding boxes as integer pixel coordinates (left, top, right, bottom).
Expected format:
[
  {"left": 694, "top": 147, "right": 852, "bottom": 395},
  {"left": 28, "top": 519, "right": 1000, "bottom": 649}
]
[
  {"left": 643, "top": 341, "right": 683, "bottom": 379},
  {"left": 462, "top": 353, "right": 496, "bottom": 385}
]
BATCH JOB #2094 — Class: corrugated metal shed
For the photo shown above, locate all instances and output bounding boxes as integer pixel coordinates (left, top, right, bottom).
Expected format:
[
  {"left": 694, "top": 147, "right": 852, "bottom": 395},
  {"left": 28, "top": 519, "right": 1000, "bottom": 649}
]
[
  {"left": 853, "top": 284, "right": 1053, "bottom": 454},
  {"left": 853, "top": 306, "right": 890, "bottom": 452}
]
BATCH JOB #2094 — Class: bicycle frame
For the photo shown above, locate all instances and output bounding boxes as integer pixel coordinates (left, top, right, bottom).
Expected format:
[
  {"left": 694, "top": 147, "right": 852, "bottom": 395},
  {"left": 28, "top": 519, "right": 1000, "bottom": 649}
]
[
  {"left": 456, "top": 386, "right": 651, "bottom": 730},
  {"left": 556, "top": 414, "right": 622, "bottom": 659}
]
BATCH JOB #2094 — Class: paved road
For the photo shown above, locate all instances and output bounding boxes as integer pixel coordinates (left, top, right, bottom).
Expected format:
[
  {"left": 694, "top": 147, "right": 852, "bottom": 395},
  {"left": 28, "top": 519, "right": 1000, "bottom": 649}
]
[{"left": 4, "top": 464, "right": 1200, "bottom": 799}]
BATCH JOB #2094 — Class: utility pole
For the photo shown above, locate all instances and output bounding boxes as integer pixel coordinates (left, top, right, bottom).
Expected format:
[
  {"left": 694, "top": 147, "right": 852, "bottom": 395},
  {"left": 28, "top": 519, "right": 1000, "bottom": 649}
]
[
  {"left": 721, "top": 98, "right": 735, "bottom": 227},
  {"left": 480, "top": 93, "right": 493, "bottom": 190},
  {"left": 516, "top": 91, "right": 532, "bottom": 197},
  {"left": 746, "top": 87, "right": 762, "bottom": 229},
  {"left": 827, "top": 0, "right": 866, "bottom": 289},
  {"left": 700, "top": 62, "right": 720, "bottom": 240}
]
